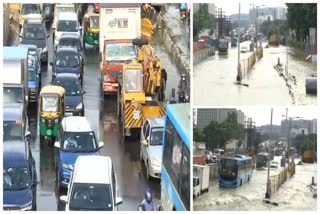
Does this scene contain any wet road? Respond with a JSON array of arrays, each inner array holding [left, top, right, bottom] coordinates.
[[193, 157, 317, 211], [194, 41, 317, 105], [8, 8, 184, 210]]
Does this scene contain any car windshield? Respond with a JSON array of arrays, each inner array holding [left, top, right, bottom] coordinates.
[[89, 16, 99, 28], [56, 54, 79, 67], [24, 26, 45, 39], [105, 43, 136, 61], [3, 87, 23, 103], [57, 20, 77, 32], [124, 69, 143, 92], [59, 38, 81, 50], [62, 131, 97, 152], [55, 7, 74, 17], [41, 96, 60, 112], [54, 78, 81, 96], [21, 4, 40, 15], [69, 183, 113, 211], [3, 167, 29, 191], [28, 67, 36, 81], [150, 128, 163, 146], [3, 121, 23, 141]]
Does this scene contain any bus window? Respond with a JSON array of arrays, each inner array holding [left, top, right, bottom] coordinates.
[[180, 144, 190, 210]]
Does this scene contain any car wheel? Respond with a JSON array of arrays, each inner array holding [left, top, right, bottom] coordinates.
[[140, 149, 143, 161]]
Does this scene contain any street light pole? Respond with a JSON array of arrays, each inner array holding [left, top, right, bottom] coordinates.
[[265, 108, 273, 199]]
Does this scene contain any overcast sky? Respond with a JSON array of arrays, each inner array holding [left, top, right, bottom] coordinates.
[[238, 107, 318, 126], [209, 0, 287, 16]]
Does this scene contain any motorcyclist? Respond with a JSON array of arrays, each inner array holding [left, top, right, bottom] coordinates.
[[139, 188, 157, 211], [180, 3, 188, 19]]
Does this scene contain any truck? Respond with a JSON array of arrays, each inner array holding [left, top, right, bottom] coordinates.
[[193, 164, 210, 198], [99, 3, 141, 95], [3, 46, 29, 108]]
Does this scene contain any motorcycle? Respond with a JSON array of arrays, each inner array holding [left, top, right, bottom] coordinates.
[[177, 74, 189, 103]]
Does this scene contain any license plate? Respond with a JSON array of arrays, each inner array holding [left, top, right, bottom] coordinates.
[[133, 111, 140, 119], [111, 83, 118, 87]]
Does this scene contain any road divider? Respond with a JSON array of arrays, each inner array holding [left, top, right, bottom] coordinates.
[[193, 47, 216, 65]]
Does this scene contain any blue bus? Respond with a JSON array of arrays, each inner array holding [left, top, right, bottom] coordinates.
[[219, 155, 253, 188], [161, 103, 190, 211]]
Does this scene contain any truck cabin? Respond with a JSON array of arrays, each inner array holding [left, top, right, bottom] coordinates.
[[123, 64, 143, 93], [3, 103, 29, 142]]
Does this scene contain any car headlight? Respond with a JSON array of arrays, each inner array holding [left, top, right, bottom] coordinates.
[[20, 201, 32, 211], [41, 118, 45, 123], [54, 118, 59, 123], [76, 103, 83, 110], [62, 163, 74, 171], [77, 73, 80, 78], [89, 32, 93, 36], [151, 157, 160, 167], [42, 46, 48, 53], [29, 88, 36, 92], [55, 36, 60, 41]]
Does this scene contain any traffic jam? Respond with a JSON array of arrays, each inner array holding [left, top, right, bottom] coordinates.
[[3, 3, 190, 211]]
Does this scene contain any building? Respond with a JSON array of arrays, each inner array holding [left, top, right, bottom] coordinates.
[[208, 4, 216, 16], [249, 6, 287, 24], [260, 124, 281, 140], [281, 119, 317, 137], [196, 108, 245, 129], [193, 3, 200, 14], [230, 13, 250, 28]]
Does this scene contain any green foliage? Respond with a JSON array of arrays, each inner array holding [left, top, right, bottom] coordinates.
[[193, 128, 204, 142], [292, 133, 317, 155], [286, 3, 317, 41], [203, 112, 244, 151], [193, 4, 215, 38]]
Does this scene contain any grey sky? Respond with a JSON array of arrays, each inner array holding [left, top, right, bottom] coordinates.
[[212, 0, 287, 15], [237, 107, 317, 126]]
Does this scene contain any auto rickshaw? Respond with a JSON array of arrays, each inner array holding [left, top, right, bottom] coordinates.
[[83, 12, 99, 50], [39, 85, 65, 145]]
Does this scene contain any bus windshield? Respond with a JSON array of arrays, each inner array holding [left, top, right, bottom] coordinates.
[[220, 159, 238, 181]]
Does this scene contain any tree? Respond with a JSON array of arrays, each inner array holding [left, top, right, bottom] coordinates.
[[286, 3, 317, 41], [193, 4, 212, 38], [193, 128, 204, 142]]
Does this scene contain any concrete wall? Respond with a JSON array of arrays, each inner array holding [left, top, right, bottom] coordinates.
[[193, 47, 216, 65], [157, 14, 190, 78]]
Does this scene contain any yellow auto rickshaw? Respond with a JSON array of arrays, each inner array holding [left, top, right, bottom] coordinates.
[[83, 12, 99, 50], [39, 85, 65, 144]]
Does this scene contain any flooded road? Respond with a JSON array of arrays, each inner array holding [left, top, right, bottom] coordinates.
[[7, 6, 185, 210], [193, 158, 317, 211], [194, 41, 317, 105]]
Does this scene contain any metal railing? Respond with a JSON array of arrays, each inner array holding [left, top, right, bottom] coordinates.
[[240, 48, 264, 77]]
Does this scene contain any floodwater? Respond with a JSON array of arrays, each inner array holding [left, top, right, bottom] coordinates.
[[194, 41, 317, 105], [194, 157, 317, 211]]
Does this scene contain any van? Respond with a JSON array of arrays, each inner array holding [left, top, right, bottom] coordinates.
[[54, 12, 81, 48], [60, 156, 123, 211]]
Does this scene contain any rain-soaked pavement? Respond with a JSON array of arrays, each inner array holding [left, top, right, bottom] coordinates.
[[193, 157, 317, 211], [193, 41, 317, 105], [8, 6, 187, 210]]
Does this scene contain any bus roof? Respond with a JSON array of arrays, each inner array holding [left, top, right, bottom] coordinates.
[[166, 103, 190, 150], [3, 46, 28, 60]]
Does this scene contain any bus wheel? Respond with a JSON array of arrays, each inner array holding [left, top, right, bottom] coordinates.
[[248, 176, 250, 182], [240, 179, 242, 186]]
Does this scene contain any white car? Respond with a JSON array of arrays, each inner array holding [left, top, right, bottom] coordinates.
[[241, 46, 248, 53], [140, 117, 164, 180], [54, 12, 81, 48], [270, 161, 278, 169], [52, 4, 75, 30], [60, 156, 123, 211]]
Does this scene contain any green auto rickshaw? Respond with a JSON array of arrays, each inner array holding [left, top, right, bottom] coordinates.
[[39, 85, 65, 144], [83, 12, 99, 50]]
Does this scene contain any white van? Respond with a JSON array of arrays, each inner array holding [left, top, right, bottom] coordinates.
[[60, 156, 123, 211], [54, 12, 81, 48]]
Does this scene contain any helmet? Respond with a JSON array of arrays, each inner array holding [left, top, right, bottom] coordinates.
[[144, 188, 152, 203]]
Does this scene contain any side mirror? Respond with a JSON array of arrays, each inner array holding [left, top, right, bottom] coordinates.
[[54, 141, 61, 148], [115, 197, 123, 206], [25, 95, 29, 102], [49, 62, 53, 66], [60, 195, 68, 203], [25, 130, 31, 137], [82, 90, 86, 94], [98, 141, 104, 148], [79, 26, 83, 30], [46, 34, 50, 38], [143, 139, 148, 146], [19, 34, 23, 38], [33, 180, 40, 186]]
